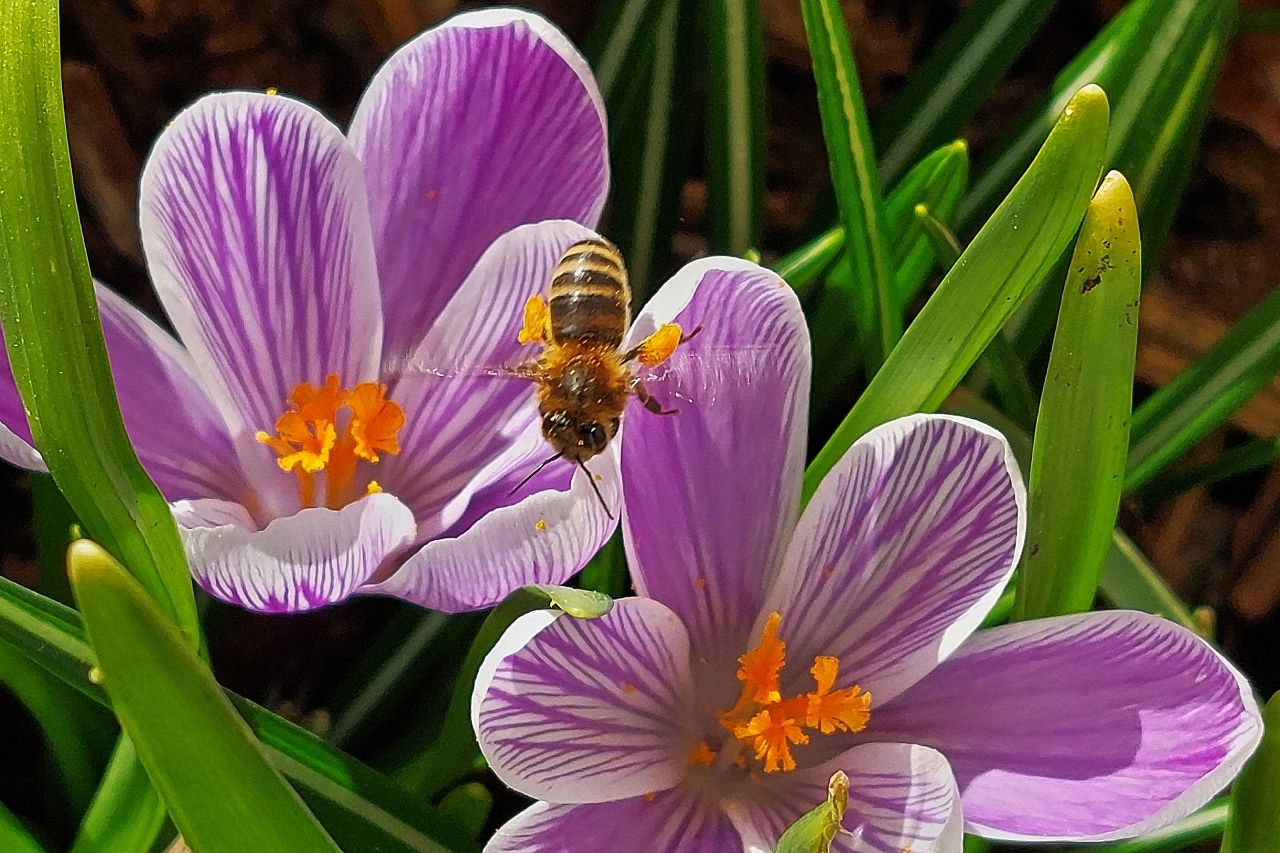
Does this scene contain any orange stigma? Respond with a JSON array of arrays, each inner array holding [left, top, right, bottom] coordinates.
[[715, 613, 871, 774], [257, 374, 404, 509]]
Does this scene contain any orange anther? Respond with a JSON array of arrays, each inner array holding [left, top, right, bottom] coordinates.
[[737, 612, 785, 704]]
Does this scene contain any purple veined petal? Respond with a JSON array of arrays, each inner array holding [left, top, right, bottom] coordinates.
[[139, 91, 383, 445], [760, 415, 1024, 707], [867, 610, 1263, 843], [484, 790, 741, 853], [0, 351, 45, 472], [621, 258, 810, 664], [368, 443, 619, 612], [95, 284, 245, 503], [472, 598, 696, 804], [725, 743, 961, 853], [379, 220, 598, 523], [348, 9, 609, 357], [173, 492, 416, 613]]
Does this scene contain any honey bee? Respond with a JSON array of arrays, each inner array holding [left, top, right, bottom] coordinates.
[[511, 237, 698, 515]]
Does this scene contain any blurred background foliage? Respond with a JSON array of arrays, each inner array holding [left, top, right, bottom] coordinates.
[[6, 0, 1280, 850]]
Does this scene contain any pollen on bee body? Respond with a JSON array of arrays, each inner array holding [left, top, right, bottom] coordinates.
[[256, 374, 404, 510]]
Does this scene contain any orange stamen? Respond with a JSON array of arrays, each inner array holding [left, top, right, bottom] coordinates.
[[257, 374, 404, 509], [687, 743, 717, 767], [737, 612, 785, 704], [734, 705, 809, 773], [518, 294, 551, 345], [634, 323, 684, 367], [805, 657, 871, 735]]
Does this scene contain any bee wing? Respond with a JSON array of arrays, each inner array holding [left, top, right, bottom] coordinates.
[[381, 350, 540, 382]]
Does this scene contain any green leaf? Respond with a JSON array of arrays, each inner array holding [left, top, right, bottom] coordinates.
[[70, 736, 167, 853], [772, 771, 848, 853], [578, 529, 629, 599], [588, 0, 694, 302], [396, 587, 553, 799], [803, 85, 1110, 501], [961, 0, 1234, 269], [1139, 438, 1280, 507], [32, 474, 77, 606], [528, 585, 614, 619], [1222, 692, 1280, 853], [1016, 171, 1141, 620], [436, 784, 492, 841], [703, 0, 766, 254], [1098, 529, 1200, 634], [1127, 282, 1280, 491], [67, 540, 342, 853], [0, 0, 199, 648], [873, 0, 1059, 186], [0, 799, 47, 853], [799, 0, 899, 371], [772, 228, 844, 298], [0, 574, 472, 853]]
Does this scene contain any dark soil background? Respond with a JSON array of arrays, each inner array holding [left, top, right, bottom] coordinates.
[[4, 0, 1280, 844]]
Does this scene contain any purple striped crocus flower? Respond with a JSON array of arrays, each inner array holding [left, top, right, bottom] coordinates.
[[0, 10, 624, 613], [471, 266, 1262, 852]]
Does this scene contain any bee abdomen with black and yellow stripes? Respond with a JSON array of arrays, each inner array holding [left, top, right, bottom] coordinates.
[[548, 238, 632, 348]]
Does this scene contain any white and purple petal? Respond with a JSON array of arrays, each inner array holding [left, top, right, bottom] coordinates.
[[173, 492, 416, 612], [380, 220, 597, 526], [95, 285, 245, 503], [761, 415, 1023, 706], [348, 9, 608, 356], [0, 350, 46, 472], [368, 426, 618, 613], [868, 610, 1262, 842], [140, 91, 383, 445], [472, 598, 695, 804], [485, 790, 741, 853], [726, 743, 961, 853], [621, 259, 810, 663]]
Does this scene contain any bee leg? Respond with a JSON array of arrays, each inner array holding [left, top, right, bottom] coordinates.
[[680, 324, 704, 344], [634, 379, 678, 416]]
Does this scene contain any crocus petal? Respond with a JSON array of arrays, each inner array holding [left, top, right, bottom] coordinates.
[[761, 415, 1023, 706], [472, 598, 695, 804], [140, 91, 383, 443], [485, 790, 741, 853], [349, 9, 608, 356], [868, 610, 1262, 842], [0, 354, 45, 472], [173, 492, 416, 612], [621, 259, 809, 662], [726, 743, 961, 853], [381, 220, 597, 525], [95, 285, 244, 502], [367, 437, 618, 612]]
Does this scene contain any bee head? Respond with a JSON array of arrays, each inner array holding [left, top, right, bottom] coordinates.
[[541, 412, 619, 461]]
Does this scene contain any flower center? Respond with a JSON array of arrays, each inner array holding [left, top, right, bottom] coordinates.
[[690, 612, 871, 774], [256, 374, 404, 509]]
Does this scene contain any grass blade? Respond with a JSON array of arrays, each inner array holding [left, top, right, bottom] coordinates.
[[1016, 171, 1141, 620], [703, 0, 766, 254], [803, 85, 1109, 501], [1222, 692, 1280, 853], [0, 0, 198, 646], [799, 0, 899, 371], [68, 540, 343, 853]]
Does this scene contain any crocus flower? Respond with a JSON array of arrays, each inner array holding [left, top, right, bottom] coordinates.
[[472, 264, 1262, 852], [0, 10, 622, 613]]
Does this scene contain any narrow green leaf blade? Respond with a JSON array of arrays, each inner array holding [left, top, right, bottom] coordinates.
[[1017, 171, 1141, 620], [0, 0, 198, 646], [799, 0, 899, 370], [0, 800, 47, 853], [70, 737, 167, 853], [67, 540, 342, 853], [1098, 530, 1200, 633], [873, 0, 1059, 186], [703, 0, 766, 254], [1127, 282, 1280, 490], [1091, 798, 1227, 853], [803, 85, 1109, 500], [1222, 692, 1280, 853], [887, 142, 969, 305]]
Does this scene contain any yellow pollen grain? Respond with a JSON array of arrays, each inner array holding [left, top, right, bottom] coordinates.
[[643, 793, 656, 803], [623, 682, 636, 693], [535, 520, 547, 531], [366, 481, 383, 495], [694, 577, 707, 590], [265, 87, 278, 95], [426, 188, 438, 200]]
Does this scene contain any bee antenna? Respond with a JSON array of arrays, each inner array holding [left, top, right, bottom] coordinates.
[[508, 450, 565, 498], [577, 457, 613, 520]]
